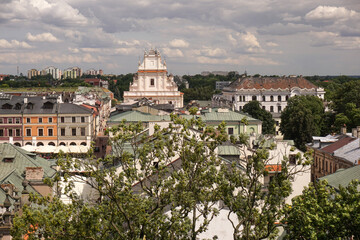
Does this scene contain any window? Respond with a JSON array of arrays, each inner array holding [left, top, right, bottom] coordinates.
[[286, 95, 289, 101], [15, 118, 20, 124], [61, 128, 65, 136], [26, 128, 31, 136], [252, 95, 257, 101], [228, 127, 234, 135], [16, 129, 20, 136], [326, 161, 328, 172], [150, 78, 155, 86], [278, 106, 282, 112], [61, 117, 65, 123], [276, 121, 279, 126], [26, 118, 30, 123], [81, 127, 85, 136], [270, 96, 274, 101], [278, 96, 281, 102], [72, 117, 76, 123], [239, 106, 242, 111], [270, 106, 274, 112], [38, 128, 43, 136], [238, 96, 242, 102], [48, 128, 53, 136], [262, 106, 265, 110], [262, 96, 265, 102], [0, 129, 3, 136], [8, 129, 13, 136], [38, 118, 42, 123], [0, 118, 3, 124], [289, 154, 296, 164], [8, 118, 13, 124], [72, 128, 76, 136], [81, 117, 85, 123], [48, 117, 52, 123]]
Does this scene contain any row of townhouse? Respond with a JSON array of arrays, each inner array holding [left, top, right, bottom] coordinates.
[[307, 127, 360, 182], [0, 94, 94, 147]]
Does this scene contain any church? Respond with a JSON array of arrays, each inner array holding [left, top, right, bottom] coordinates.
[[123, 49, 184, 108]]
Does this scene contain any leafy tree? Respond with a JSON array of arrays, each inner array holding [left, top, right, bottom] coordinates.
[[280, 95, 324, 151], [12, 115, 228, 240], [242, 101, 276, 135], [219, 134, 311, 239], [12, 116, 310, 240], [285, 180, 360, 239]]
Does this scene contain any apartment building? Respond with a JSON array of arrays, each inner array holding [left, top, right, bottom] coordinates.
[[0, 94, 94, 147]]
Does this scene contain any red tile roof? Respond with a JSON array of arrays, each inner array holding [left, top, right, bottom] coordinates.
[[227, 77, 317, 90], [321, 136, 355, 153], [265, 164, 282, 172]]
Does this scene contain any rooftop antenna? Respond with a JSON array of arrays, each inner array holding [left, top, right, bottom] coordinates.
[[17, 66, 19, 76]]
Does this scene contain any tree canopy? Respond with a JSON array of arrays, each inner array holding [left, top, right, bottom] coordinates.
[[242, 101, 276, 135], [285, 180, 360, 239], [12, 115, 310, 240], [280, 95, 324, 151]]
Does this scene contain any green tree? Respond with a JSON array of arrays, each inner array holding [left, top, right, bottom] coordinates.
[[12, 116, 310, 240], [219, 134, 311, 239], [285, 180, 360, 239], [280, 95, 324, 151], [12, 115, 228, 240], [243, 101, 276, 135]]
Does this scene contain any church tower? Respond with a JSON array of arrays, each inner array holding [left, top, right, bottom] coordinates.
[[123, 49, 183, 108]]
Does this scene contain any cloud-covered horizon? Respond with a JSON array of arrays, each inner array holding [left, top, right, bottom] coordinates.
[[0, 0, 359, 76]]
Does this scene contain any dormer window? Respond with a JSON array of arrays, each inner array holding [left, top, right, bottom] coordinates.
[[14, 103, 22, 110], [2, 103, 12, 109], [3, 157, 14, 163], [43, 101, 54, 109], [26, 103, 34, 109]]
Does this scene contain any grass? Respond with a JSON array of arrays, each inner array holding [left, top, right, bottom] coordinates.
[[0, 87, 78, 92]]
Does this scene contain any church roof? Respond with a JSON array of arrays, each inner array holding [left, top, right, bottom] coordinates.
[[226, 77, 317, 91]]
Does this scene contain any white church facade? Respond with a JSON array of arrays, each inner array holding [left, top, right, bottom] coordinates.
[[123, 49, 184, 108]]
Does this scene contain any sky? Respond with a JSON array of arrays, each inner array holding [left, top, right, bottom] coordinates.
[[0, 0, 359, 76]]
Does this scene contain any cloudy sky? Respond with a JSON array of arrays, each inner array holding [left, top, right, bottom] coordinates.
[[0, 0, 359, 76]]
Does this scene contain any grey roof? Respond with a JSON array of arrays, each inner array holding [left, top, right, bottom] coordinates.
[[319, 165, 360, 191], [333, 138, 360, 164], [58, 103, 93, 114], [0, 95, 92, 115]]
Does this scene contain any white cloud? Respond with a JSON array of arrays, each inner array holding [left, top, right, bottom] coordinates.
[[161, 48, 184, 57], [309, 31, 360, 49], [240, 32, 261, 48], [169, 39, 189, 48], [117, 40, 141, 46], [228, 32, 263, 53], [0, 39, 32, 48], [114, 47, 139, 55], [305, 6, 359, 22], [266, 42, 279, 47], [193, 47, 226, 57], [26, 32, 60, 42]]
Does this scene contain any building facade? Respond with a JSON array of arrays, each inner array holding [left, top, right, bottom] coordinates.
[[63, 67, 82, 79], [213, 76, 325, 114], [42, 66, 62, 80], [123, 49, 183, 108], [0, 94, 94, 147]]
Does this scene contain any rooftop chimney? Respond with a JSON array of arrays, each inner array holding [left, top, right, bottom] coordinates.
[[341, 126, 347, 135]]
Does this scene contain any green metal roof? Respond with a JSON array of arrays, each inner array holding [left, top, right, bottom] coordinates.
[[109, 109, 261, 124], [217, 145, 241, 155], [109, 111, 172, 123], [0, 143, 56, 181], [319, 165, 360, 191]]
